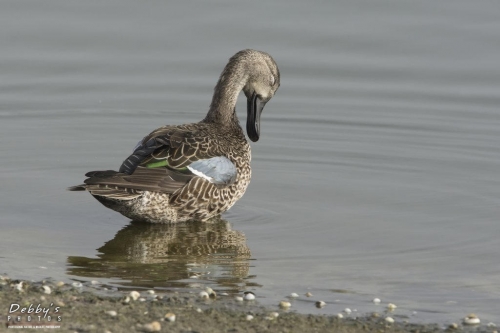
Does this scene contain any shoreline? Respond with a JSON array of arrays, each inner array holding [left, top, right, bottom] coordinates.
[[0, 276, 495, 333]]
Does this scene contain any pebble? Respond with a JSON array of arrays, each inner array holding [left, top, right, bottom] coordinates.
[[385, 317, 395, 324], [315, 301, 326, 308], [14, 281, 24, 292], [139, 297, 146, 302], [372, 298, 381, 304], [463, 313, 480, 325], [243, 292, 255, 301], [42, 286, 51, 294], [448, 323, 458, 330], [91, 280, 99, 285], [72, 282, 83, 288], [146, 290, 155, 295], [129, 291, 141, 301], [235, 296, 244, 302], [270, 312, 279, 318], [196, 308, 202, 313], [105, 310, 117, 317], [279, 301, 291, 309], [40, 296, 46, 301], [55, 281, 65, 287], [289, 293, 299, 298], [164, 313, 176, 322], [344, 308, 351, 314], [220, 292, 229, 296], [246, 315, 254, 321], [387, 303, 397, 310], [141, 321, 161, 332], [337, 313, 343, 319], [199, 291, 209, 299], [305, 292, 313, 297], [205, 287, 216, 299], [122, 296, 131, 304], [487, 322, 497, 327]]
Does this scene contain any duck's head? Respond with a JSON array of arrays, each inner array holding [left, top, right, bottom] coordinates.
[[237, 50, 280, 142]]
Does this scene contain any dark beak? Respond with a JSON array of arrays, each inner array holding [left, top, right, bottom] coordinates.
[[246, 92, 267, 142]]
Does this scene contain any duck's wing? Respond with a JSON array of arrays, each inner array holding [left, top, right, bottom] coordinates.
[[71, 126, 237, 199], [119, 125, 210, 174]]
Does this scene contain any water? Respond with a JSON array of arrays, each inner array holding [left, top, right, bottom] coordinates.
[[1, 0, 500, 324]]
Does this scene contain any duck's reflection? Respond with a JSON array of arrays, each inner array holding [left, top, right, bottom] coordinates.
[[67, 218, 257, 291]]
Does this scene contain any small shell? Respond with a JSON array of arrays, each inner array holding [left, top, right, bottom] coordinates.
[[279, 301, 291, 309], [42, 286, 51, 295], [387, 303, 397, 310], [164, 313, 176, 322], [243, 292, 255, 301], [147, 290, 155, 295], [129, 291, 141, 301], [235, 296, 244, 302], [337, 313, 344, 319], [270, 312, 279, 318], [344, 308, 352, 314], [122, 296, 131, 304], [246, 315, 254, 321], [199, 291, 209, 299], [205, 287, 216, 299], [372, 298, 381, 304], [106, 310, 117, 317], [139, 297, 146, 302], [91, 280, 99, 285], [385, 317, 395, 324], [196, 308, 202, 313], [39, 296, 46, 301], [289, 293, 299, 298], [55, 281, 65, 287], [141, 321, 161, 332], [305, 292, 313, 297], [448, 323, 458, 330], [463, 314, 480, 325], [315, 301, 326, 308], [72, 282, 83, 288], [14, 282, 24, 292], [487, 322, 497, 327]]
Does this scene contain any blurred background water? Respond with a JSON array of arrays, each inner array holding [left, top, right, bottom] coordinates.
[[1, 0, 499, 324]]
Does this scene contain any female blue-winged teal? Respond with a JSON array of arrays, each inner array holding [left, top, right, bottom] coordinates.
[[69, 49, 280, 223]]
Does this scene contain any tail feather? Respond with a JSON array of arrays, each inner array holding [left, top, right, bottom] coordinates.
[[67, 185, 86, 191]]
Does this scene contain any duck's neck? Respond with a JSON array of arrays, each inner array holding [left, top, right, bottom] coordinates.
[[203, 63, 248, 127]]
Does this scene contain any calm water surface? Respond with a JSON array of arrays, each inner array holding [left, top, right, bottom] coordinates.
[[1, 0, 500, 324]]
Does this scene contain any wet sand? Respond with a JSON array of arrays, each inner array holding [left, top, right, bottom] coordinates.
[[0, 276, 494, 333]]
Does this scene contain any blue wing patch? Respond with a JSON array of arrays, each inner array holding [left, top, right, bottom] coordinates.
[[187, 156, 237, 185]]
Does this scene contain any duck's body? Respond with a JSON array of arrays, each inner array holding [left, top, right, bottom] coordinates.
[[70, 49, 280, 223]]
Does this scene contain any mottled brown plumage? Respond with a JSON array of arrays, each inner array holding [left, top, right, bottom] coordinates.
[[69, 49, 280, 223]]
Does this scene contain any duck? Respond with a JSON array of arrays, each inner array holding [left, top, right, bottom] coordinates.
[[69, 49, 280, 223]]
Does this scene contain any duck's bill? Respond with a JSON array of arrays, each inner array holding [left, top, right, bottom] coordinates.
[[246, 92, 266, 142]]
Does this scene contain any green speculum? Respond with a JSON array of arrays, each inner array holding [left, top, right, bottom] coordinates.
[[145, 159, 189, 172], [146, 160, 168, 168]]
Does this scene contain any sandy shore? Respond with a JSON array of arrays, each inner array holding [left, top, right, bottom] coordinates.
[[0, 277, 494, 333]]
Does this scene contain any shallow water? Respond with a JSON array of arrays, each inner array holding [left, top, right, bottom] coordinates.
[[1, 0, 500, 324]]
